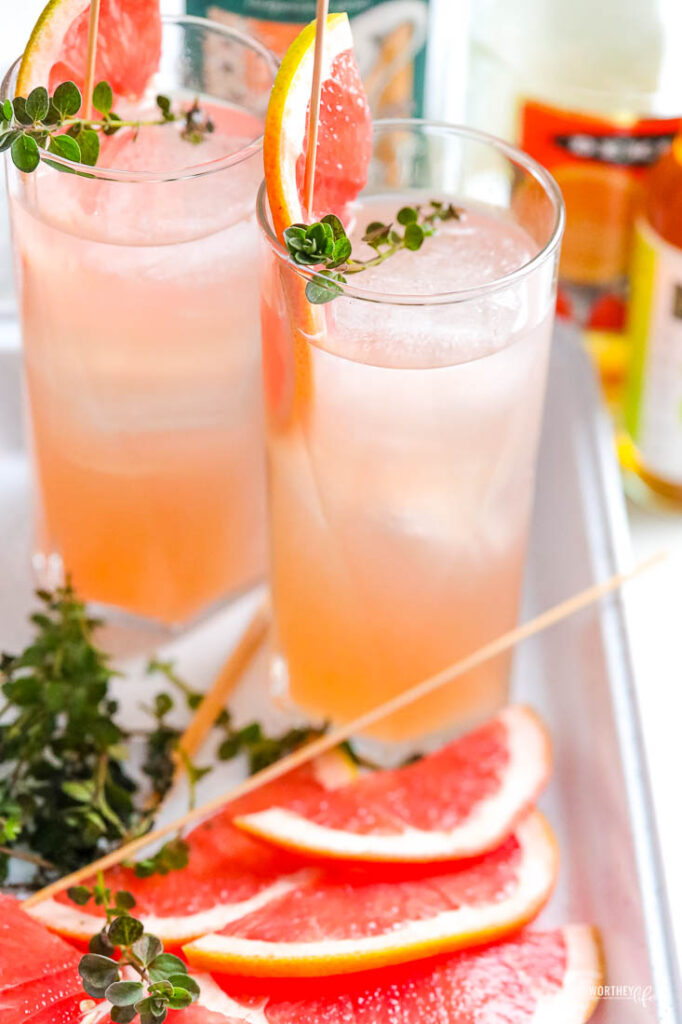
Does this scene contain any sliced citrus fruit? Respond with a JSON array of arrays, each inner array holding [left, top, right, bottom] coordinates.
[[16, 0, 162, 99], [0, 893, 84, 1024], [28, 751, 355, 949], [183, 811, 557, 977], [261, 12, 372, 427], [236, 706, 551, 863], [182, 926, 602, 1024]]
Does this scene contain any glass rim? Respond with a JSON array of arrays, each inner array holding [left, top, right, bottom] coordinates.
[[1, 14, 278, 184], [257, 119, 566, 307]]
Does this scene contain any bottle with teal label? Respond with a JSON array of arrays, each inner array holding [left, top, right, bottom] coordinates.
[[186, 0, 431, 119]]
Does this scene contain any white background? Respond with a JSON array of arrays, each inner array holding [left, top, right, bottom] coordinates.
[[2, 0, 681, 978]]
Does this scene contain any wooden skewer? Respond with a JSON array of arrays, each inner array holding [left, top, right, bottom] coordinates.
[[172, 595, 271, 776], [83, 0, 102, 121], [23, 550, 666, 908], [303, 0, 330, 215]]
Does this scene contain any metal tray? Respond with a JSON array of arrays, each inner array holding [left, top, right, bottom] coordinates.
[[0, 325, 679, 1021]]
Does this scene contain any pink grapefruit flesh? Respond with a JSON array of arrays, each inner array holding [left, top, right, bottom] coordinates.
[[236, 706, 552, 863], [180, 926, 603, 1024], [29, 753, 355, 948], [183, 812, 558, 977], [17, 0, 161, 100]]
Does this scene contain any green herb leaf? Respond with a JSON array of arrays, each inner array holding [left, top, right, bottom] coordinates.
[[306, 271, 345, 304], [2, 99, 12, 120], [148, 953, 187, 983], [106, 980, 145, 1007], [25, 86, 49, 122], [397, 206, 418, 225], [111, 1006, 138, 1024], [78, 129, 100, 166], [48, 132, 81, 166], [89, 931, 116, 956], [10, 134, 40, 172], [78, 953, 120, 998], [11, 98, 33, 126], [92, 80, 113, 116], [67, 885, 92, 906], [52, 81, 82, 117], [109, 914, 145, 947], [132, 933, 163, 967], [115, 889, 137, 910], [404, 222, 425, 250], [0, 130, 20, 153], [168, 974, 200, 999]]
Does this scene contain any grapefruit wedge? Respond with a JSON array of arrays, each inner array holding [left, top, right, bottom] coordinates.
[[182, 926, 602, 1024], [261, 13, 372, 427], [236, 706, 551, 863], [29, 752, 355, 948], [183, 812, 558, 977], [16, 0, 161, 100], [0, 893, 84, 1024]]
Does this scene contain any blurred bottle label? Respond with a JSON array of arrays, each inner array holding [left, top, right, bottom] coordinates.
[[187, 0, 430, 117], [626, 217, 682, 485]]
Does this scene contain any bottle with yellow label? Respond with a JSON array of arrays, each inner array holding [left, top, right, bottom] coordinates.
[[621, 136, 682, 507]]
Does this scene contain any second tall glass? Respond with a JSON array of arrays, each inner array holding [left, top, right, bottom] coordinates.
[[259, 121, 564, 743]]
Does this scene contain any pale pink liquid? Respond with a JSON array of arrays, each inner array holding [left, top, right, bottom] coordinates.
[[12, 109, 266, 624], [263, 197, 555, 740]]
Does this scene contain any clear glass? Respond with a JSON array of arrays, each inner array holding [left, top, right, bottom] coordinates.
[[259, 120, 564, 744], [2, 16, 277, 627]]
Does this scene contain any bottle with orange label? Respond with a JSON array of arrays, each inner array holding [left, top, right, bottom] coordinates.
[[465, 0, 682, 397], [621, 136, 682, 508]]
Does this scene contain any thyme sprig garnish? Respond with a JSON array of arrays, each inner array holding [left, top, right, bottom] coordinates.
[[284, 200, 462, 303], [73, 874, 199, 1023], [0, 80, 213, 174]]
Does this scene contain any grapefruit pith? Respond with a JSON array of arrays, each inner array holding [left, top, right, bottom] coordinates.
[[17, 0, 161, 100], [183, 812, 558, 977], [29, 753, 355, 948], [236, 706, 551, 863]]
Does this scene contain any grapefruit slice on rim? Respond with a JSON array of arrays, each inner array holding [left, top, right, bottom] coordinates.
[[183, 812, 558, 977], [261, 13, 372, 428], [181, 926, 602, 1024], [16, 0, 161, 100], [236, 706, 551, 863], [28, 752, 356, 949]]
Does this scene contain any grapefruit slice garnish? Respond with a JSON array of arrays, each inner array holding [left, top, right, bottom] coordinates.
[[262, 12, 372, 428], [28, 752, 356, 949], [16, 0, 162, 100], [179, 927, 603, 1024], [183, 812, 558, 977], [236, 707, 551, 863]]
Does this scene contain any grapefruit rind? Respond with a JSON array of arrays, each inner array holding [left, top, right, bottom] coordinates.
[[236, 706, 551, 863], [263, 12, 352, 235], [183, 812, 558, 977], [531, 925, 604, 1024], [16, 0, 89, 96], [27, 872, 313, 946]]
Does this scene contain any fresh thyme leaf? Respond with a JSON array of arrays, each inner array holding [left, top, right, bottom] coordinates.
[[5, 80, 213, 173], [74, 879, 200, 1021], [93, 80, 114, 116], [284, 200, 463, 304]]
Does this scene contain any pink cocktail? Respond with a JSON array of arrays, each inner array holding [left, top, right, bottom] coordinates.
[[259, 122, 564, 741], [3, 18, 276, 625]]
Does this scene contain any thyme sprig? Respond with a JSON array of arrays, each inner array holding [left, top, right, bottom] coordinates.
[[284, 200, 462, 303], [0, 80, 213, 174], [73, 874, 199, 1024]]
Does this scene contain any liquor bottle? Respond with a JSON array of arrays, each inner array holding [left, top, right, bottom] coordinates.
[[621, 136, 682, 508], [465, 0, 682, 395], [185, 0, 432, 120]]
